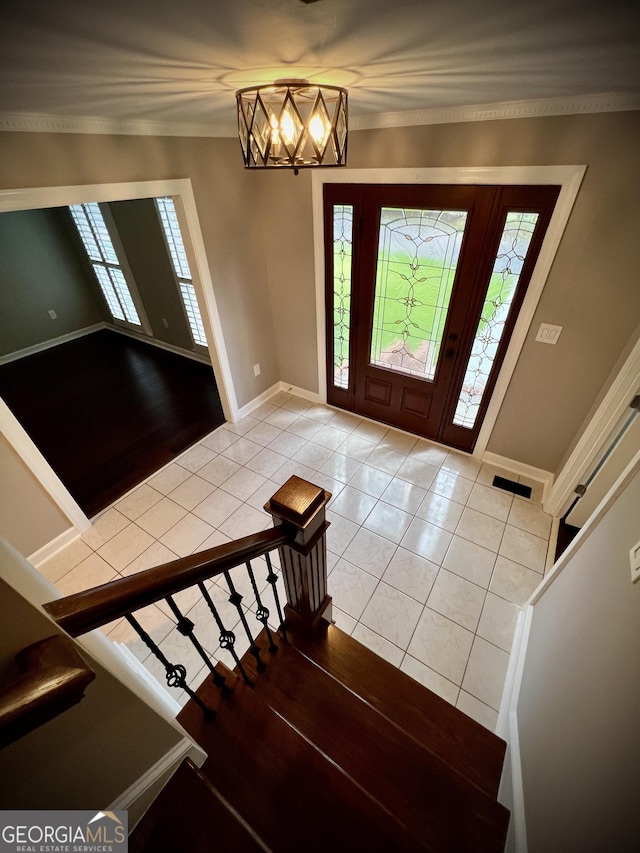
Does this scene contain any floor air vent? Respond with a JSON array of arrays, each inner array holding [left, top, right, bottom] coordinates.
[[492, 475, 532, 499]]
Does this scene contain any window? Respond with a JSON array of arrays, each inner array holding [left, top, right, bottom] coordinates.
[[156, 197, 207, 348], [69, 202, 141, 327]]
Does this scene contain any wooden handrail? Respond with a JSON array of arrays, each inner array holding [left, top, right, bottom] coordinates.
[[43, 527, 291, 638], [0, 635, 95, 749]]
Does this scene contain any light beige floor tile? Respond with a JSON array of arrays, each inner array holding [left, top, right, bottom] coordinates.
[[416, 491, 464, 532], [116, 484, 164, 521], [441, 451, 481, 480], [251, 402, 279, 421], [400, 655, 459, 704], [81, 507, 130, 549], [408, 440, 448, 467], [442, 536, 497, 588], [427, 569, 486, 632], [148, 463, 193, 495], [360, 582, 423, 649], [39, 537, 93, 582], [363, 501, 412, 544], [352, 623, 404, 666], [175, 443, 217, 473], [477, 592, 520, 652], [286, 415, 323, 440], [327, 559, 378, 619], [331, 607, 357, 635], [455, 506, 505, 552], [119, 541, 179, 577], [319, 452, 362, 484], [489, 556, 542, 606], [396, 457, 439, 490], [336, 434, 377, 462], [407, 608, 474, 684], [378, 429, 417, 454], [217, 504, 270, 539], [325, 511, 360, 555], [219, 437, 262, 464], [313, 425, 351, 450], [97, 524, 156, 571], [223, 416, 260, 437], [293, 441, 334, 470], [467, 482, 513, 522], [507, 499, 553, 539], [264, 408, 300, 429], [353, 420, 390, 445], [200, 428, 239, 453], [430, 469, 474, 504], [461, 637, 510, 711], [168, 474, 216, 510], [343, 528, 397, 578], [244, 421, 282, 447], [456, 691, 498, 730], [380, 477, 427, 513], [382, 548, 439, 604], [219, 467, 267, 502], [56, 552, 118, 595], [197, 455, 241, 487], [401, 518, 453, 564], [365, 445, 406, 475], [192, 488, 242, 527], [136, 497, 188, 538], [330, 486, 377, 525], [160, 514, 215, 557], [499, 524, 547, 572], [268, 431, 307, 457], [348, 463, 393, 497], [269, 458, 316, 486], [329, 411, 362, 434]]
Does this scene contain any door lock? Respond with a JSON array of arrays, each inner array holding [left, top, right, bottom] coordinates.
[[444, 348, 456, 358]]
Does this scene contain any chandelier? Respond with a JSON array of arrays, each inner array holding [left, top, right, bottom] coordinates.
[[236, 79, 348, 174]]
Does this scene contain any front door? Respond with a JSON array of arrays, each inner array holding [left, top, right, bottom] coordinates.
[[324, 183, 559, 452]]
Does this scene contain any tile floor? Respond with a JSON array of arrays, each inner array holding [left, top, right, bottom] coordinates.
[[37, 390, 553, 731]]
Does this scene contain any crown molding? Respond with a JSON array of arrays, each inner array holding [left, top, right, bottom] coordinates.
[[0, 112, 225, 138], [349, 92, 640, 131], [0, 92, 638, 138]]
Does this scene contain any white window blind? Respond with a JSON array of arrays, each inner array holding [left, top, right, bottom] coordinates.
[[69, 202, 141, 326]]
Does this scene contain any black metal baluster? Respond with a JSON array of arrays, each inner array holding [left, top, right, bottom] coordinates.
[[198, 581, 254, 687], [245, 560, 277, 654], [164, 595, 228, 693], [223, 570, 265, 672], [265, 552, 287, 641], [125, 612, 214, 717]]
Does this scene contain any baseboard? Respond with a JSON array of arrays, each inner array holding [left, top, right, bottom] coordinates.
[[28, 526, 79, 567], [109, 325, 211, 365], [0, 323, 106, 366], [278, 381, 322, 404], [482, 452, 554, 505], [109, 736, 206, 827], [497, 605, 533, 853], [236, 382, 282, 420]]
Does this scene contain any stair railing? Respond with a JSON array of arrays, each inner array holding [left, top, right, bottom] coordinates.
[[43, 476, 332, 716]]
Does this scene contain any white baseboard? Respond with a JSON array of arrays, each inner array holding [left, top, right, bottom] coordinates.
[[0, 323, 106, 366], [497, 605, 533, 853], [29, 526, 79, 567], [110, 326, 211, 365], [109, 736, 206, 820], [482, 451, 554, 505], [278, 381, 322, 404]]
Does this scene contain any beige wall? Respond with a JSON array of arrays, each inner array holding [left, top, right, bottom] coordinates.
[[259, 111, 640, 473], [0, 434, 70, 556], [516, 458, 640, 851]]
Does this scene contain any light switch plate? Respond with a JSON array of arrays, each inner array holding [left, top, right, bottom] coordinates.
[[535, 323, 563, 344], [630, 540, 640, 584]]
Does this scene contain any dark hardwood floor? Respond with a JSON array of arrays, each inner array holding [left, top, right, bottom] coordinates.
[[0, 330, 225, 517]]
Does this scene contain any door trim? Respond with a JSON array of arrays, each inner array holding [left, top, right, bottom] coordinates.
[[0, 178, 239, 529], [313, 165, 586, 457]]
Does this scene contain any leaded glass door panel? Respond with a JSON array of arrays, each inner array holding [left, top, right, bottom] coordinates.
[[324, 184, 559, 451]]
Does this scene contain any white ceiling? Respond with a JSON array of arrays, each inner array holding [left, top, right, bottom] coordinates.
[[1, 0, 639, 136]]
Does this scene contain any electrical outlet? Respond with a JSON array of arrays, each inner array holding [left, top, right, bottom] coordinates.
[[253, 363, 261, 377], [48, 309, 57, 320]]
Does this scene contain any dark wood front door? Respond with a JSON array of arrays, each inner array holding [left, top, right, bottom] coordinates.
[[324, 183, 559, 452]]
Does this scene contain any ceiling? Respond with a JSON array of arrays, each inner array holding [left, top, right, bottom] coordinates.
[[1, 0, 639, 136]]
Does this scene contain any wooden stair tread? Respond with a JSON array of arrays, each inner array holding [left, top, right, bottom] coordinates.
[[243, 633, 508, 853], [178, 663, 429, 853], [286, 621, 506, 798], [130, 758, 267, 853]]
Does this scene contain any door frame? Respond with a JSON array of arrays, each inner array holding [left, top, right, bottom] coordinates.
[[0, 178, 239, 530], [312, 165, 586, 457]]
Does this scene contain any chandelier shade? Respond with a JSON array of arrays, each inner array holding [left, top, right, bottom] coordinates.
[[236, 79, 348, 173]]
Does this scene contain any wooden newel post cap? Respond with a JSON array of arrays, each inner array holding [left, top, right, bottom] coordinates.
[[265, 476, 331, 533]]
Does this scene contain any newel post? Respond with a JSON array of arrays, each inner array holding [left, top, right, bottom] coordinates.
[[265, 475, 332, 632]]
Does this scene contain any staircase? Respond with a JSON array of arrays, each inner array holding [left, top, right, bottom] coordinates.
[[132, 622, 509, 853]]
